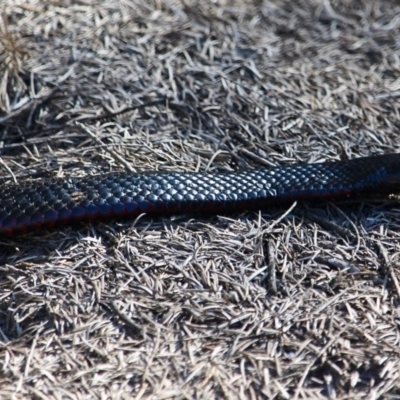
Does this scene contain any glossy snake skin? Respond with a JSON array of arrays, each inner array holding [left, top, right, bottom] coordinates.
[[1, 153, 400, 235]]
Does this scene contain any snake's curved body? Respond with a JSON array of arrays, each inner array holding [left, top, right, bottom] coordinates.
[[1, 153, 400, 235]]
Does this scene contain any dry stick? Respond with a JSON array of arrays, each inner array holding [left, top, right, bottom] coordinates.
[[265, 201, 298, 234], [262, 203, 299, 294], [267, 239, 277, 294]]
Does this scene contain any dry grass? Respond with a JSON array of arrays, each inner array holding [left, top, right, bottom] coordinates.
[[0, 0, 400, 398]]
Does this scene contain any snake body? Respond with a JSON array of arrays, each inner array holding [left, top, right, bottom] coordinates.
[[1, 153, 400, 235]]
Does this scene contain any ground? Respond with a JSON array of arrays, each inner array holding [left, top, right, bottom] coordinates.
[[0, 0, 400, 399]]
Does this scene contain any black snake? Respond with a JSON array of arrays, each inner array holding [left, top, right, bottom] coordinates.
[[1, 153, 400, 235]]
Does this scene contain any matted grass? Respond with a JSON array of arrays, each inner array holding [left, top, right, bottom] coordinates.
[[1, 0, 400, 398]]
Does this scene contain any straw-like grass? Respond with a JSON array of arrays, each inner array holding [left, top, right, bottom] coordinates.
[[0, 0, 400, 398]]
